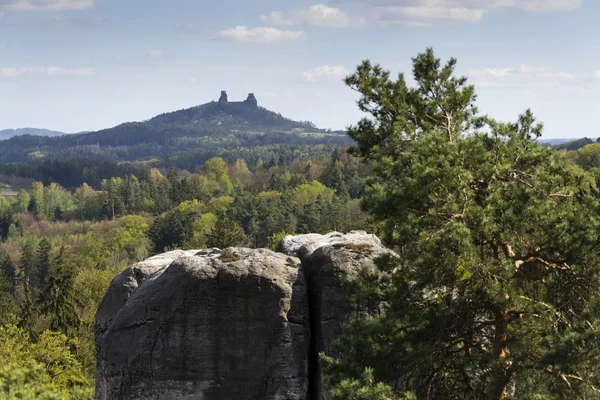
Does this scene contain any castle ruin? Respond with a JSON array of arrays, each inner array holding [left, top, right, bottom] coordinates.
[[218, 91, 258, 108]]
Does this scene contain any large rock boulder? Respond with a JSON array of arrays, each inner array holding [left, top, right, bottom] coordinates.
[[96, 248, 309, 400], [278, 231, 392, 400], [96, 250, 200, 350], [96, 231, 393, 400]]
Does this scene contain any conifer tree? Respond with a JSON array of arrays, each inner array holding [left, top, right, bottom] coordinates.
[[324, 48, 600, 399], [19, 243, 39, 292], [38, 246, 79, 335], [206, 211, 246, 249], [18, 277, 36, 337], [0, 249, 15, 287], [0, 250, 17, 326], [36, 238, 52, 288]]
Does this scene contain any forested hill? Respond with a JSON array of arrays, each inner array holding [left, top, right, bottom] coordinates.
[[0, 99, 351, 164], [0, 128, 66, 141]]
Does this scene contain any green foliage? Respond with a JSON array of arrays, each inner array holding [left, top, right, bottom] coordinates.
[[325, 48, 600, 399], [36, 238, 52, 288], [0, 271, 17, 326], [0, 362, 91, 400], [0, 143, 373, 391], [0, 325, 90, 394], [19, 243, 39, 291], [288, 181, 332, 208], [267, 231, 294, 250], [0, 196, 14, 242], [38, 247, 79, 335], [106, 215, 151, 263], [322, 354, 413, 400], [206, 211, 247, 249], [15, 189, 30, 213], [553, 137, 593, 151], [185, 212, 217, 249], [0, 100, 350, 166], [149, 201, 202, 252], [571, 143, 600, 171]]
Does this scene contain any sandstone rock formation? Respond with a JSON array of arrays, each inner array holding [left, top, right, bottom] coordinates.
[[279, 231, 391, 399], [96, 248, 309, 400], [96, 231, 392, 400]]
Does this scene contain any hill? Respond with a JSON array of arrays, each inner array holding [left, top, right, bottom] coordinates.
[[0, 128, 66, 141], [0, 92, 351, 165]]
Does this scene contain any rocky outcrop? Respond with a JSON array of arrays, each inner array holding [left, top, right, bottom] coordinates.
[[279, 231, 391, 399], [96, 231, 392, 400], [96, 248, 309, 400]]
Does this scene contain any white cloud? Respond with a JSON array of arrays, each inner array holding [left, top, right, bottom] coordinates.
[[468, 64, 583, 88], [303, 65, 348, 83], [517, 64, 575, 80], [0, 0, 94, 11], [483, 67, 515, 77], [0, 66, 95, 78], [261, 4, 365, 28], [213, 26, 306, 44], [330, 0, 582, 25], [595, 71, 600, 80], [511, 0, 582, 13], [375, 5, 487, 22], [149, 50, 163, 57], [401, 20, 432, 27]]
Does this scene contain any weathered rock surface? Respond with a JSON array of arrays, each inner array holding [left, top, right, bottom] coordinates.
[[96, 231, 392, 400], [277, 230, 382, 256], [96, 248, 309, 400], [279, 231, 392, 399], [96, 250, 200, 347]]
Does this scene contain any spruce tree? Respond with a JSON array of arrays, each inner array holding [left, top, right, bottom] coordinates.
[[0, 249, 15, 287], [19, 243, 39, 292], [38, 246, 79, 335], [36, 238, 52, 289], [0, 250, 17, 326], [206, 212, 246, 249], [17, 276, 36, 337]]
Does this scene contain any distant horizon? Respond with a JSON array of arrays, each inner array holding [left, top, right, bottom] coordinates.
[[1, 94, 596, 141]]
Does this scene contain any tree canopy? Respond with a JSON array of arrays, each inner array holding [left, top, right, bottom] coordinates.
[[323, 48, 600, 399]]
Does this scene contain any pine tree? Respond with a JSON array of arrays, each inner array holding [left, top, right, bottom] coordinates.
[[324, 48, 600, 399]]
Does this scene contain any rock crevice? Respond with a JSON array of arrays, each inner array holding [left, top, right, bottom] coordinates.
[[96, 231, 391, 400]]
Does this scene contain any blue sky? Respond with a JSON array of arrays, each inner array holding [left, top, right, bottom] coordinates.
[[0, 0, 598, 138]]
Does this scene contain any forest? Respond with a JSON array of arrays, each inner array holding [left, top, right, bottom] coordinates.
[[0, 101, 351, 164], [0, 148, 373, 398], [3, 48, 600, 399]]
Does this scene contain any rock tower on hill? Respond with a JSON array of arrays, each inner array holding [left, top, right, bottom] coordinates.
[[217, 90, 258, 108]]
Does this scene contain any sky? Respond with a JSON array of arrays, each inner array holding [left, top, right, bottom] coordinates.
[[0, 0, 598, 138]]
